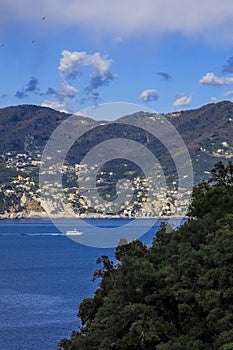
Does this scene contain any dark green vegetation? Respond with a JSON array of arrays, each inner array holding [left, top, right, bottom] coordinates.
[[58, 162, 233, 350], [0, 104, 71, 154], [0, 101, 233, 184]]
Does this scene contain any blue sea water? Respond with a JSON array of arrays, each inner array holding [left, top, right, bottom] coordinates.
[[0, 218, 186, 350]]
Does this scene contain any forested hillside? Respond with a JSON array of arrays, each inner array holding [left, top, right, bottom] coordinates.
[[0, 101, 233, 184]]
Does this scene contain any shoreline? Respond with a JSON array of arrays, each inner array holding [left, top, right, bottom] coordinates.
[[0, 212, 187, 221]]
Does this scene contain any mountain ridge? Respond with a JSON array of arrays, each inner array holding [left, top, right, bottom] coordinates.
[[0, 100, 233, 184]]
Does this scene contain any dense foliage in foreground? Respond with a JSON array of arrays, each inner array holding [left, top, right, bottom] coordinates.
[[58, 162, 233, 350]]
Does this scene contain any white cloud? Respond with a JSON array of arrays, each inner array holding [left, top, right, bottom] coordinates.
[[140, 89, 159, 102], [41, 81, 78, 113], [210, 96, 218, 102], [199, 72, 233, 86], [2, 1, 233, 43], [173, 95, 192, 108], [59, 50, 116, 90], [41, 100, 70, 113], [56, 83, 78, 98], [42, 50, 116, 112]]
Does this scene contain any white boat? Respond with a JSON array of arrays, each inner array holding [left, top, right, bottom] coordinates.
[[66, 228, 83, 236]]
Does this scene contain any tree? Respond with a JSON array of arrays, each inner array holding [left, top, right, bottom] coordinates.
[[188, 161, 233, 220], [208, 160, 233, 187], [58, 161, 233, 350]]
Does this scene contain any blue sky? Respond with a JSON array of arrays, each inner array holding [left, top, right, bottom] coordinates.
[[1, 0, 233, 114]]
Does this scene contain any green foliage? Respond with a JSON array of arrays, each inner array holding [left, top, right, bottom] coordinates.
[[188, 161, 233, 220], [209, 160, 233, 187], [58, 161, 233, 350]]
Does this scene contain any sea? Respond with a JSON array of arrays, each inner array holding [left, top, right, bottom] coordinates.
[[0, 218, 186, 350]]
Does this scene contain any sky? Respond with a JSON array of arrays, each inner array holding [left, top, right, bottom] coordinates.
[[1, 1, 233, 114]]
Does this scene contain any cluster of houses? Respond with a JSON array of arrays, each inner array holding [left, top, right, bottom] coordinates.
[[0, 151, 191, 218]]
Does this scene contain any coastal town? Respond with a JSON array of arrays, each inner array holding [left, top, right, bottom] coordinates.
[[0, 150, 192, 219]]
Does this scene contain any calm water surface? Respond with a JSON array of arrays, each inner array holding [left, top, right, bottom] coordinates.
[[0, 218, 185, 350]]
